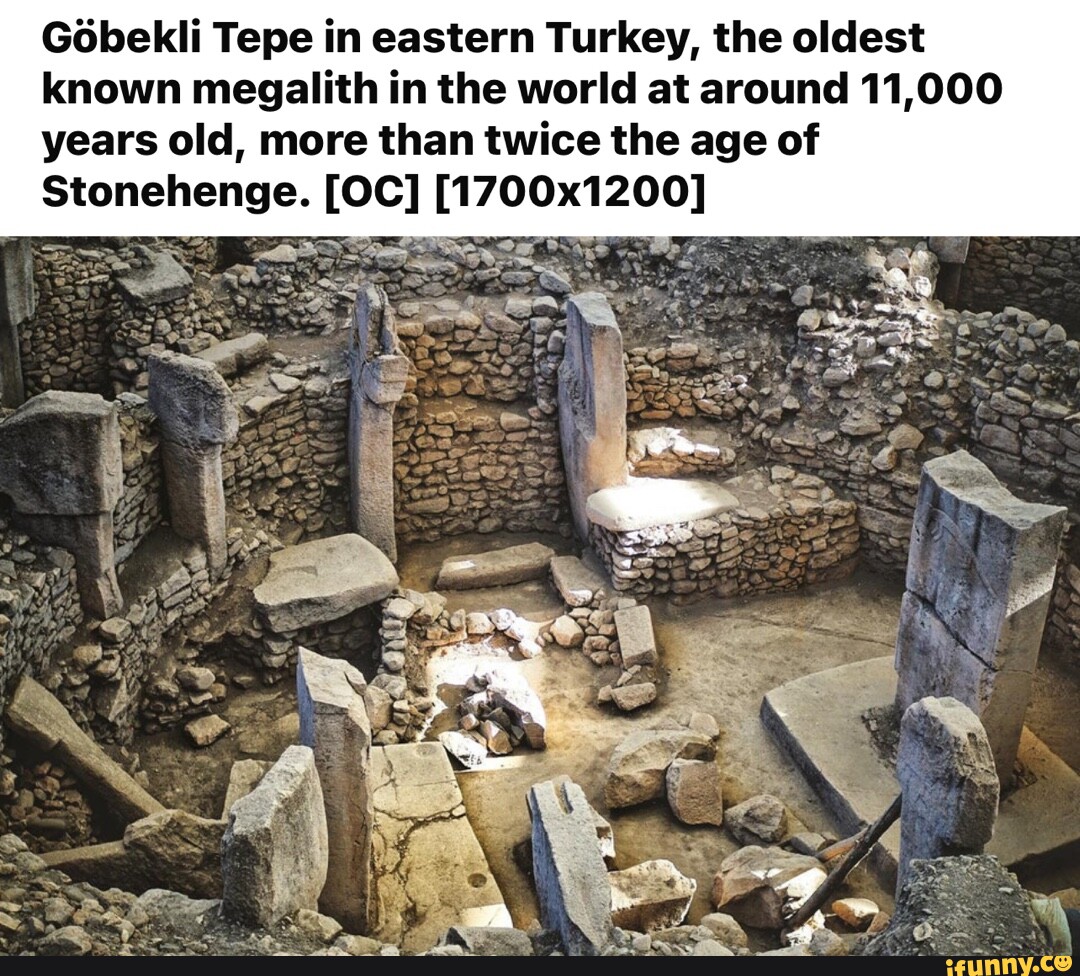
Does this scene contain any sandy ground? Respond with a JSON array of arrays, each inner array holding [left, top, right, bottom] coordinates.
[[134, 532, 1080, 945]]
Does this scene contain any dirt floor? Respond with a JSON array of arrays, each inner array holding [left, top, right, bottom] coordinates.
[[132, 531, 1080, 948]]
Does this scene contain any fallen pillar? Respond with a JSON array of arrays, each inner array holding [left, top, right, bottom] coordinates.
[[3, 675, 164, 823], [895, 450, 1067, 783], [221, 744, 329, 928], [297, 648, 373, 933], [526, 778, 614, 956], [349, 285, 409, 562], [896, 696, 999, 894], [148, 351, 239, 577], [435, 541, 555, 590], [557, 293, 628, 540]]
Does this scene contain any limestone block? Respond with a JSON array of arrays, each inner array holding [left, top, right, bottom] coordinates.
[[711, 846, 826, 930], [435, 542, 555, 590], [558, 293, 628, 539], [114, 249, 192, 307], [723, 794, 788, 845], [896, 697, 999, 893], [613, 604, 658, 668], [605, 729, 714, 809], [0, 391, 121, 514], [609, 859, 697, 931], [297, 648, 373, 933], [221, 744, 329, 927], [666, 758, 723, 826], [527, 779, 613, 955], [550, 554, 608, 607], [148, 351, 239, 448], [254, 534, 399, 631], [193, 332, 270, 378]]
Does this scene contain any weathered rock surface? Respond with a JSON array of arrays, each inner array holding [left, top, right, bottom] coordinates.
[[614, 604, 658, 668], [666, 758, 723, 826], [184, 713, 231, 747], [723, 794, 788, 845], [193, 332, 270, 377], [221, 745, 329, 928], [610, 682, 657, 712], [609, 859, 697, 932], [254, 534, 399, 631], [863, 855, 1049, 956], [436, 542, 555, 590], [527, 779, 614, 955], [550, 554, 608, 607], [440, 925, 534, 956], [711, 846, 826, 929], [605, 729, 714, 810]]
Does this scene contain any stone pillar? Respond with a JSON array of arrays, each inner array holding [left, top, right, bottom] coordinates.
[[896, 696, 999, 894], [348, 285, 408, 562], [221, 744, 329, 928], [557, 293, 627, 540], [0, 238, 33, 407], [297, 648, 373, 933], [527, 778, 614, 956], [894, 450, 1066, 783], [0, 391, 123, 617], [928, 237, 970, 308], [148, 352, 238, 577]]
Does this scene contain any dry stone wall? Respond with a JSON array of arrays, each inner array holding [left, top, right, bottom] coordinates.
[[589, 468, 859, 599], [958, 237, 1080, 333]]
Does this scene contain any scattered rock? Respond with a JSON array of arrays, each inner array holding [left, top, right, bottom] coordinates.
[[666, 758, 723, 826], [610, 682, 657, 712], [724, 794, 787, 845], [184, 714, 231, 748], [605, 729, 713, 809], [609, 859, 697, 932], [711, 846, 826, 929]]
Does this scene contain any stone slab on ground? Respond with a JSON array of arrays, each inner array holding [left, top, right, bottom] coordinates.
[[435, 542, 556, 590], [254, 533, 399, 631], [586, 478, 738, 533], [614, 604, 658, 668], [761, 655, 1080, 882], [193, 332, 270, 378], [4, 675, 164, 823], [550, 554, 609, 607], [371, 742, 509, 953]]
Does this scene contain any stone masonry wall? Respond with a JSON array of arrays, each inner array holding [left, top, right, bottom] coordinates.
[[113, 395, 163, 565], [958, 237, 1080, 333], [589, 467, 860, 599]]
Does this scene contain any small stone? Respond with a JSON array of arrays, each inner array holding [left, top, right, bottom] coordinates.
[[99, 618, 132, 643], [699, 912, 749, 949], [611, 682, 657, 712], [37, 925, 93, 956], [490, 608, 516, 631], [71, 644, 103, 669], [791, 285, 814, 308], [184, 714, 231, 748], [888, 424, 924, 451], [176, 666, 215, 692], [724, 794, 787, 845], [294, 908, 344, 943], [666, 758, 723, 826], [465, 612, 495, 636], [551, 615, 585, 648], [832, 897, 879, 931], [923, 371, 945, 390]]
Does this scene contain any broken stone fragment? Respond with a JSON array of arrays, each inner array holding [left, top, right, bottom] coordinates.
[[613, 604, 658, 668], [221, 744, 329, 928], [551, 614, 585, 648], [723, 793, 788, 845], [711, 846, 826, 930], [610, 682, 657, 712], [184, 714, 230, 748], [605, 729, 714, 810], [698, 912, 749, 949], [666, 758, 724, 826], [439, 730, 488, 768], [550, 554, 608, 607], [832, 897, 879, 930], [609, 859, 697, 932]]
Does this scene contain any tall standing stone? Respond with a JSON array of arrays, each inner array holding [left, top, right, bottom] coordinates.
[[0, 238, 32, 407], [527, 779, 614, 956], [0, 391, 123, 617], [896, 696, 999, 894], [894, 450, 1066, 782], [221, 744, 329, 928], [349, 285, 409, 562], [297, 648, 373, 933], [148, 352, 238, 577], [557, 293, 628, 540]]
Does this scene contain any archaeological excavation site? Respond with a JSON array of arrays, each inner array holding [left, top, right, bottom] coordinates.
[[0, 234, 1076, 957]]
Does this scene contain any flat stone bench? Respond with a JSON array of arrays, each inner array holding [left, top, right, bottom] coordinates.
[[254, 534, 399, 632], [587, 468, 860, 599]]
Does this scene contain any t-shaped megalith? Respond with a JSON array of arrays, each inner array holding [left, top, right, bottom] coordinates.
[[0, 391, 123, 617], [348, 285, 408, 562], [896, 696, 999, 895], [148, 351, 238, 577], [297, 647, 373, 933], [0, 238, 33, 408], [894, 450, 1067, 783], [557, 293, 628, 540]]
